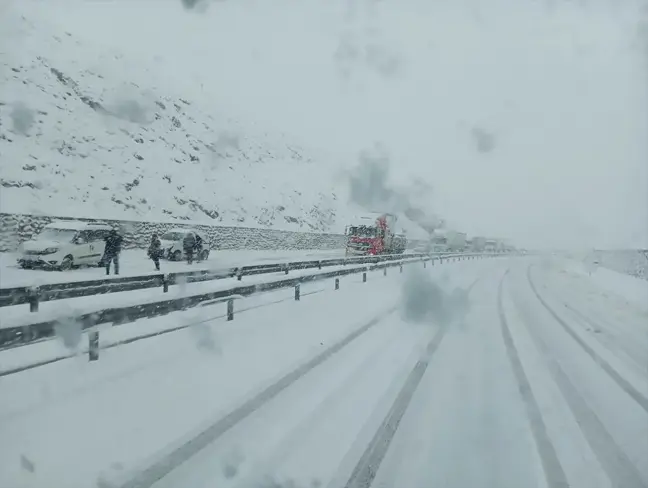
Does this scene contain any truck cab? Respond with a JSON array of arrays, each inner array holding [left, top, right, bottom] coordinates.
[[345, 223, 382, 255], [345, 213, 407, 256]]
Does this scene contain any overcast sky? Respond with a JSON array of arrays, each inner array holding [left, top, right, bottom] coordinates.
[[32, 0, 648, 248]]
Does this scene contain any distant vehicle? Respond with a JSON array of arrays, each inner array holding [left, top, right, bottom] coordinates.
[[484, 239, 498, 253], [428, 229, 467, 253], [160, 228, 209, 261], [345, 213, 406, 256], [471, 236, 487, 252], [18, 221, 113, 271], [496, 240, 508, 253]]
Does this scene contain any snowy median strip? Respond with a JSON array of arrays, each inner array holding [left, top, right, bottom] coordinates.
[[0, 262, 380, 331], [0, 257, 451, 368], [0, 252, 432, 310]]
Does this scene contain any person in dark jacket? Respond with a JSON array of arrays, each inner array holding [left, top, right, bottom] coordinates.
[[148, 233, 162, 271], [103, 228, 123, 275], [183, 232, 196, 265], [194, 233, 204, 262]]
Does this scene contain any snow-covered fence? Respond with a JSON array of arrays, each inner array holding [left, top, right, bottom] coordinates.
[[0, 253, 429, 311], [0, 212, 347, 252]]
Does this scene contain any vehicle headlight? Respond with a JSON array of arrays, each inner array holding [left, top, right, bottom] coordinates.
[[43, 247, 59, 254]]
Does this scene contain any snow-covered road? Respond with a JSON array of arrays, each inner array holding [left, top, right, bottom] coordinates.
[[0, 257, 646, 488]]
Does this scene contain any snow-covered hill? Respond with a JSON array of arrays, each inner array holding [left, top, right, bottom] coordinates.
[[0, 1, 356, 233]]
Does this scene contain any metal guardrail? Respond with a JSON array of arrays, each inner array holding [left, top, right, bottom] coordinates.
[[0, 253, 432, 311], [0, 254, 490, 360]]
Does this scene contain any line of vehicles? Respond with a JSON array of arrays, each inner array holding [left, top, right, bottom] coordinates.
[[16, 221, 210, 270], [344, 212, 515, 256], [13, 214, 515, 272]]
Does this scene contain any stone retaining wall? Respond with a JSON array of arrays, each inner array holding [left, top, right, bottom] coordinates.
[[0, 213, 347, 252]]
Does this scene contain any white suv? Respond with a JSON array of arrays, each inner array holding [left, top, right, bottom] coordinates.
[[18, 221, 114, 271]]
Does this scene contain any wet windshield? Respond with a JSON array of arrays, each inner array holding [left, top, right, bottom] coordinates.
[[2, 1, 646, 487]]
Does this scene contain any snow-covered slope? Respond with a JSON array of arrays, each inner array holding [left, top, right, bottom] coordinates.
[[0, 1, 354, 233]]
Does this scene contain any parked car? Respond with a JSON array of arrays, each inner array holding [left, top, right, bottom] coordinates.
[[17, 221, 114, 271], [159, 228, 210, 261]]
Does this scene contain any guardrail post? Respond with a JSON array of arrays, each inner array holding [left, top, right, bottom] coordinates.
[[88, 331, 99, 361], [335, 278, 339, 290], [227, 299, 234, 321], [294, 284, 300, 301], [362, 272, 367, 283], [27, 287, 39, 312], [163, 274, 169, 293]]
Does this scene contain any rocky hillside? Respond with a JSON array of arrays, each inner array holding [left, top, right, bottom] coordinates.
[[0, 1, 352, 233]]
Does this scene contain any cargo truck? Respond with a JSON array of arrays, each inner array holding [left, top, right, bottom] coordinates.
[[345, 213, 407, 256]]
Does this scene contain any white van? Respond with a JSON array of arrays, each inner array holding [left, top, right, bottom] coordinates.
[[159, 228, 209, 261], [18, 221, 114, 271]]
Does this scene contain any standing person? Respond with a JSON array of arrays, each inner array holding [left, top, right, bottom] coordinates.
[[194, 233, 204, 262], [103, 228, 123, 275], [148, 233, 162, 271], [183, 231, 196, 265]]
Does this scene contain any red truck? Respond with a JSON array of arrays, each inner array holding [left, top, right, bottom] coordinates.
[[345, 213, 407, 256]]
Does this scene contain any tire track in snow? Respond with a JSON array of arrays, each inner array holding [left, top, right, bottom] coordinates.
[[117, 306, 399, 488], [535, 268, 648, 379], [498, 269, 570, 488], [516, 267, 648, 488], [343, 321, 448, 488], [229, 319, 414, 488], [560, 300, 648, 377], [343, 277, 481, 488], [527, 265, 648, 414]]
